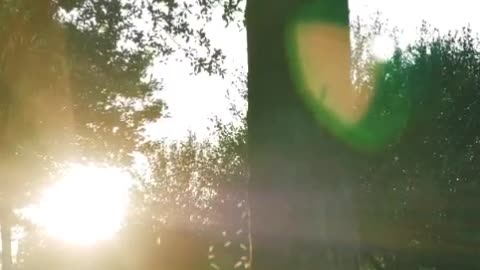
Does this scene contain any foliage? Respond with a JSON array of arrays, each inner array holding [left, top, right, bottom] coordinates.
[[15, 104, 249, 270], [0, 0, 245, 201], [127, 82, 248, 270], [0, 0, 244, 269], [357, 23, 480, 269]]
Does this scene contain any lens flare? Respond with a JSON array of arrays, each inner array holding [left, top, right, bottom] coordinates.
[[285, 1, 410, 151]]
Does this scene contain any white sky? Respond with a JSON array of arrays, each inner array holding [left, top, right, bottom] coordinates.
[[144, 7, 247, 141], [146, 0, 480, 141]]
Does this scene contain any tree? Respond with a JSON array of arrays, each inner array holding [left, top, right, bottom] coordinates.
[[283, 10, 480, 269], [127, 85, 248, 270], [0, 0, 239, 269], [246, 0, 374, 268], [0, 2, 72, 269], [15, 94, 249, 270], [245, 0, 462, 268], [357, 24, 480, 269]]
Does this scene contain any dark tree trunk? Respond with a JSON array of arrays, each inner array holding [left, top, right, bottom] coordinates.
[[246, 0, 361, 269], [0, 207, 12, 270]]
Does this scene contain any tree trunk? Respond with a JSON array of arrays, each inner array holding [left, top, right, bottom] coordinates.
[[246, 0, 361, 269], [0, 207, 12, 270]]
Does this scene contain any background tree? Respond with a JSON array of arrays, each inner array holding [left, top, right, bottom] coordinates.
[[0, 0, 242, 269], [357, 24, 480, 270], [14, 88, 249, 270], [126, 80, 248, 270]]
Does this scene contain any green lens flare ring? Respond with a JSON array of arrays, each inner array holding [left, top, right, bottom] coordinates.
[[285, 0, 411, 152]]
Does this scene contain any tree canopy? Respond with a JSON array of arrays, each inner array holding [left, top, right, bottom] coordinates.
[[0, 1, 243, 269], [357, 24, 480, 269]]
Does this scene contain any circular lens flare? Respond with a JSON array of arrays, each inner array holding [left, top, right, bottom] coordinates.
[[286, 1, 411, 151]]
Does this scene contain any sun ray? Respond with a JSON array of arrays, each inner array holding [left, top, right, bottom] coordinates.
[[25, 164, 132, 246]]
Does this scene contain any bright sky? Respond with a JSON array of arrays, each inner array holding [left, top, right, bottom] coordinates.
[[144, 7, 247, 141], [145, 0, 480, 142], [351, 0, 480, 32]]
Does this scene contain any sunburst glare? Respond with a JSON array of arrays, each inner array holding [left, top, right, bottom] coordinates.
[[24, 164, 132, 246]]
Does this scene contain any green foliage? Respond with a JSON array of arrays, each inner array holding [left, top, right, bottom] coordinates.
[[0, 0, 245, 268], [0, 0, 246, 204], [358, 23, 480, 269], [128, 92, 248, 270]]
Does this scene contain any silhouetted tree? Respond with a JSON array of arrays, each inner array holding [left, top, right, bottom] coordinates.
[[0, 0, 241, 269], [16, 101, 249, 270], [247, 0, 364, 268]]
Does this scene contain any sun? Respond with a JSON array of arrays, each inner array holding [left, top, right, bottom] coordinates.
[[372, 35, 396, 61], [26, 164, 132, 246]]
